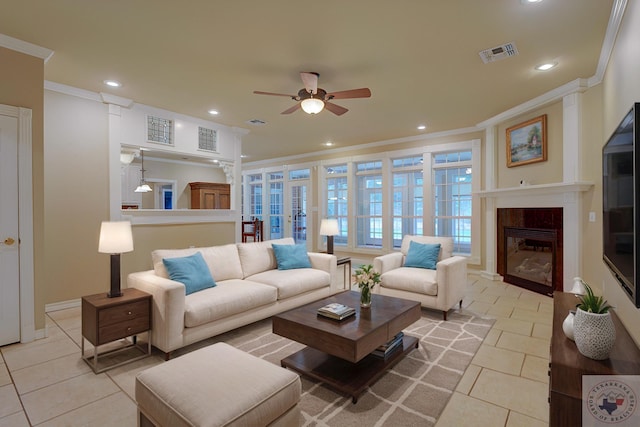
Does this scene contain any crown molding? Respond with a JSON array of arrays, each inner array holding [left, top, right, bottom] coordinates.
[[590, 0, 628, 87], [0, 33, 54, 62]]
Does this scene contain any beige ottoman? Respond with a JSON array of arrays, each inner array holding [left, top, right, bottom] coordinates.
[[135, 342, 301, 427]]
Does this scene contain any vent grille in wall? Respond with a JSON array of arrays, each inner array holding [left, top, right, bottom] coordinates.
[[479, 42, 519, 64], [147, 115, 174, 145], [198, 127, 217, 152]]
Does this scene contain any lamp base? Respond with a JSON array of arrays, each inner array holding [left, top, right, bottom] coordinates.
[[327, 236, 334, 255], [107, 253, 123, 298]]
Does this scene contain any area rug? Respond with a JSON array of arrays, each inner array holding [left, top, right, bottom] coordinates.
[[218, 309, 495, 427]]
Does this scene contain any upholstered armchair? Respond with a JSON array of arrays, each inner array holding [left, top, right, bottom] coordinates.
[[373, 235, 467, 320]]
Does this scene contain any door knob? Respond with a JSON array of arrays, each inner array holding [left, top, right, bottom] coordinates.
[[3, 237, 15, 246]]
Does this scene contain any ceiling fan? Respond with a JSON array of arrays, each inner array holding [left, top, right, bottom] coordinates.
[[254, 72, 371, 116]]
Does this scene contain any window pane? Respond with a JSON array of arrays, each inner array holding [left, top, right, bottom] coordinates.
[[432, 156, 472, 255]]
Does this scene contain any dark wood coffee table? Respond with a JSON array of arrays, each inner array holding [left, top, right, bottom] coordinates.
[[272, 291, 421, 403]]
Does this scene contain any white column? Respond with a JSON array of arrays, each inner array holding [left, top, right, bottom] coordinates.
[[563, 92, 583, 183], [562, 92, 585, 286], [481, 126, 502, 280]]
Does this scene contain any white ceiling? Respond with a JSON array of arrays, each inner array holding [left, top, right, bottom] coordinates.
[[1, 0, 614, 162]]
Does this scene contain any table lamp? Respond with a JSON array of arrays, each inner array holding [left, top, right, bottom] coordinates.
[[320, 218, 339, 255], [99, 221, 134, 298]]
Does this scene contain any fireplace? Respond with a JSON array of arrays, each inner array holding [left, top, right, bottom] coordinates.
[[497, 208, 563, 295]]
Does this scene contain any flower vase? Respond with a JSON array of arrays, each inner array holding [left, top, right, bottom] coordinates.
[[562, 310, 575, 341], [360, 287, 372, 308]]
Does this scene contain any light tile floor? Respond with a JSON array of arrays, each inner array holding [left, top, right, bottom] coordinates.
[[0, 275, 552, 426]]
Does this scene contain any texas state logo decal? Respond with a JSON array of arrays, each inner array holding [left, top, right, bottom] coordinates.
[[583, 376, 639, 426]]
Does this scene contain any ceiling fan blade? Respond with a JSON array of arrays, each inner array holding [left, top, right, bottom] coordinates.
[[281, 103, 302, 114], [324, 101, 348, 116], [326, 87, 371, 100], [253, 90, 296, 98], [300, 72, 318, 94]]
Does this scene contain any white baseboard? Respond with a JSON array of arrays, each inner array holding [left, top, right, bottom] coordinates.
[[45, 298, 81, 313]]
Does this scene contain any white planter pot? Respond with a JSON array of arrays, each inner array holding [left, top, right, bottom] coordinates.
[[573, 307, 616, 360]]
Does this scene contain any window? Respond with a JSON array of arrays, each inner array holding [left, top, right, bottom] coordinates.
[[268, 172, 284, 239], [356, 161, 383, 248], [392, 156, 423, 248], [325, 164, 348, 246], [198, 126, 217, 152], [146, 115, 174, 145], [433, 151, 472, 255], [247, 173, 262, 219]]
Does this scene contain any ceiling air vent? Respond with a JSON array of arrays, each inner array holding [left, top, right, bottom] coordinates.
[[247, 119, 266, 126], [479, 42, 519, 64]]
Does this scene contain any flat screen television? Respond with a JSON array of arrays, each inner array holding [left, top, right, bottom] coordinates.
[[602, 102, 640, 308]]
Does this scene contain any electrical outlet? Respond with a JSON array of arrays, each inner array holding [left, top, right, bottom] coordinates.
[[589, 212, 596, 222]]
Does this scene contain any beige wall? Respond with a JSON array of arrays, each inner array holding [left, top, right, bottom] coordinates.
[[497, 101, 564, 188], [44, 90, 237, 301], [0, 47, 46, 330], [599, 0, 640, 345]]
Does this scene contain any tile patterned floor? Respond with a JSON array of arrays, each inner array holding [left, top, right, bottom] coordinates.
[[0, 275, 552, 426]]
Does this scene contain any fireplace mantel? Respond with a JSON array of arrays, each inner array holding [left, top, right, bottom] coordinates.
[[476, 181, 594, 199], [480, 180, 594, 291]]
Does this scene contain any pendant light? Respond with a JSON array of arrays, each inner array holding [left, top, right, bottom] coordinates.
[[134, 150, 152, 193]]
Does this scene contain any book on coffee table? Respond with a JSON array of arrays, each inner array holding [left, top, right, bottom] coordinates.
[[317, 303, 356, 320], [372, 332, 404, 358]]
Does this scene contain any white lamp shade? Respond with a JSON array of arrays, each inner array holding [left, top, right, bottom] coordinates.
[[301, 98, 325, 114], [320, 219, 339, 236], [98, 221, 134, 254], [134, 183, 152, 193]]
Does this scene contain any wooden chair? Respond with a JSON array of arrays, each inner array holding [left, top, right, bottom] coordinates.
[[242, 219, 263, 242]]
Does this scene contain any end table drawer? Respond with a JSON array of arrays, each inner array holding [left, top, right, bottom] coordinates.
[[98, 315, 150, 344], [98, 300, 149, 327]]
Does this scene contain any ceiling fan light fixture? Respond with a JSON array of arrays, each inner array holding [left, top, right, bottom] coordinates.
[[301, 97, 325, 114]]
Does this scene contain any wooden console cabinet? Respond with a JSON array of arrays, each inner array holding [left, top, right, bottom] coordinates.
[[550, 291, 640, 426], [189, 182, 230, 209]]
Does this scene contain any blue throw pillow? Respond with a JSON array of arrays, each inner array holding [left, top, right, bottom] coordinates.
[[272, 243, 312, 270], [404, 241, 441, 270], [162, 252, 216, 295]]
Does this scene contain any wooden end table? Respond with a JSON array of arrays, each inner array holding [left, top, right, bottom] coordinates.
[[273, 291, 421, 403], [81, 288, 152, 373]]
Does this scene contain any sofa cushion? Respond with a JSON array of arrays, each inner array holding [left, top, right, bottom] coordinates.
[[247, 268, 330, 300], [237, 238, 295, 278], [152, 244, 243, 282], [272, 243, 312, 270], [184, 279, 278, 327], [404, 241, 441, 270], [162, 252, 216, 295], [401, 235, 453, 261], [380, 267, 438, 296]]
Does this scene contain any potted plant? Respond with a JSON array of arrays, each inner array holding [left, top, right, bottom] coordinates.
[[572, 280, 616, 360], [355, 264, 380, 308]]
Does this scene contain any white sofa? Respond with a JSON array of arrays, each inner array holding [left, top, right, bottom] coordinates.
[[128, 238, 339, 357], [373, 235, 467, 320]]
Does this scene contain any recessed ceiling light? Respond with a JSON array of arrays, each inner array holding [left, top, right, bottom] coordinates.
[[208, 110, 219, 115], [521, 0, 543, 4], [104, 80, 121, 87], [417, 125, 427, 130], [324, 142, 334, 147], [535, 62, 557, 71]]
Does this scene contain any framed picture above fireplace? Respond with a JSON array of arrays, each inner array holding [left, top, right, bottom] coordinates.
[[506, 114, 547, 167]]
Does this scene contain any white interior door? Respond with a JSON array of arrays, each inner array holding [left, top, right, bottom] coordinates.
[[0, 114, 21, 346]]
